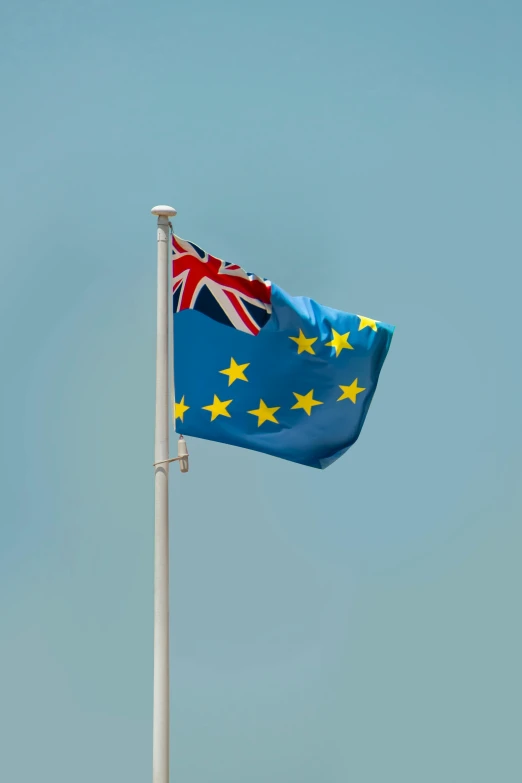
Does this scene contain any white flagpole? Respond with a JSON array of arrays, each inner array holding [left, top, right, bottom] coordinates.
[[151, 204, 177, 783]]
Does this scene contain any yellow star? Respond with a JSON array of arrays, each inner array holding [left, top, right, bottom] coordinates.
[[325, 329, 354, 357], [291, 389, 323, 416], [248, 399, 280, 427], [174, 395, 190, 422], [202, 395, 232, 421], [289, 329, 318, 355], [358, 315, 378, 332], [337, 379, 366, 403], [219, 357, 250, 386]]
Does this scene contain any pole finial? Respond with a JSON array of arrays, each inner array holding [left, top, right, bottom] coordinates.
[[151, 205, 177, 217]]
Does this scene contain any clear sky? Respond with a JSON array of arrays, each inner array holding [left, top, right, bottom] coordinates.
[[1, 1, 521, 781]]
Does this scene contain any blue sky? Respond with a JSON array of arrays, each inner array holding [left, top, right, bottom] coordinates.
[[1, 1, 521, 781]]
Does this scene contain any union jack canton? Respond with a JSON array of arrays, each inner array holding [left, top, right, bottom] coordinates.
[[172, 235, 272, 335]]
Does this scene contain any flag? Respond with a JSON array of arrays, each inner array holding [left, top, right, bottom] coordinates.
[[172, 235, 394, 469]]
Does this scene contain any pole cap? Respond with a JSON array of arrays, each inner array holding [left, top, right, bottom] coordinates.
[[151, 205, 177, 217]]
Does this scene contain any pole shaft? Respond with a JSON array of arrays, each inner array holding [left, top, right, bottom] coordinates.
[[153, 215, 170, 783]]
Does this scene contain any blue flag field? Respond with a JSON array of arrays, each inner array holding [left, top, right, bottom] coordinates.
[[172, 236, 394, 469]]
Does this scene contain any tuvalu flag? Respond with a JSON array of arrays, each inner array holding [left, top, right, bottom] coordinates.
[[172, 235, 394, 469]]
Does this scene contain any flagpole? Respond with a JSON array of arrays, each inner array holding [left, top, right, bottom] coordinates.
[[151, 204, 176, 783]]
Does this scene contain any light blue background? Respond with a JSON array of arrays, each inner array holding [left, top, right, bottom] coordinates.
[[1, 1, 521, 781]]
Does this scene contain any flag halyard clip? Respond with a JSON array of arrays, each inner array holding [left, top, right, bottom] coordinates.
[[153, 435, 189, 473]]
